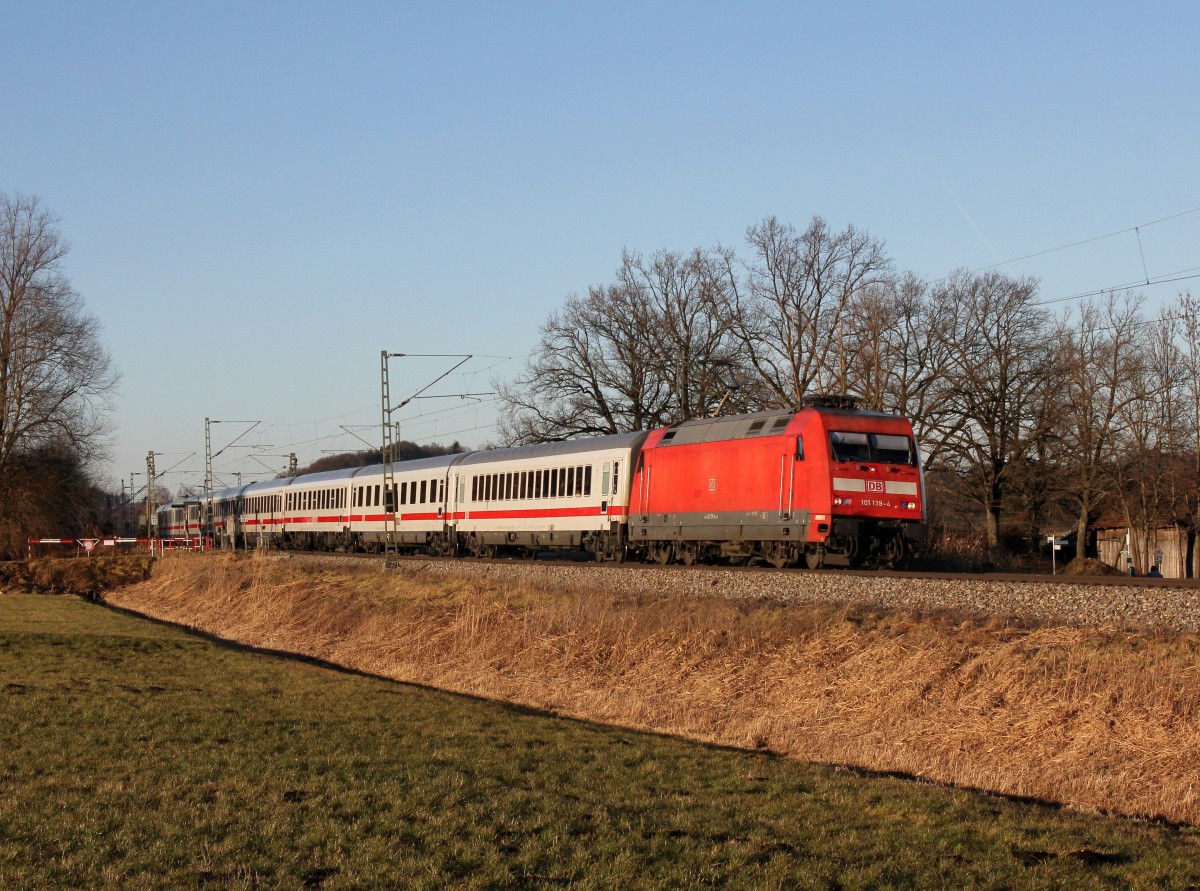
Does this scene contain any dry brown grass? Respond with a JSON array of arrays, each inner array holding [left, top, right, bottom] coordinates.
[[1, 555, 154, 596], [106, 552, 1200, 825]]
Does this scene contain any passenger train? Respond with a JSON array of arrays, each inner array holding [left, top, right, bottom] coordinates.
[[158, 399, 926, 568]]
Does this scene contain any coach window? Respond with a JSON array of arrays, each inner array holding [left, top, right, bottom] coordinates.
[[507, 472, 514, 500], [602, 462, 611, 496], [576, 466, 584, 496], [584, 466, 592, 496], [420, 480, 427, 503], [438, 479, 444, 502], [374, 485, 380, 506], [566, 467, 575, 498], [519, 472, 527, 500]]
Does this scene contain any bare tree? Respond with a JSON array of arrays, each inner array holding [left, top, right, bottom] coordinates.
[[498, 247, 746, 443], [1058, 292, 1147, 561], [1175, 291, 1200, 575], [932, 269, 1057, 550], [730, 215, 892, 407], [1107, 310, 1186, 574], [0, 193, 117, 552], [841, 271, 958, 467]]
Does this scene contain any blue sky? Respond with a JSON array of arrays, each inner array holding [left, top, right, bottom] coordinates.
[[3, 1, 1198, 494]]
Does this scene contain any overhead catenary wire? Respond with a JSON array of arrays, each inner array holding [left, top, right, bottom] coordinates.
[[961, 205, 1200, 278]]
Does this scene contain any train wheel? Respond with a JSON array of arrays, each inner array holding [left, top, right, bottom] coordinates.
[[678, 542, 698, 566], [765, 543, 791, 569], [882, 534, 905, 567], [804, 548, 823, 570], [652, 543, 673, 565]]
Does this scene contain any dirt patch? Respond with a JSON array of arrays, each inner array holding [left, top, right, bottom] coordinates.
[[1061, 556, 1124, 577]]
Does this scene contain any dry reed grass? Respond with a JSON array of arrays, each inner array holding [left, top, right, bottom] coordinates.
[[106, 553, 1200, 825]]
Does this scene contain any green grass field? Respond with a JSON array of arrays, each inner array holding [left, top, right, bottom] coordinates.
[[2, 593, 1198, 889]]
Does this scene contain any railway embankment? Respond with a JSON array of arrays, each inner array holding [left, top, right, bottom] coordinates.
[[103, 552, 1200, 825]]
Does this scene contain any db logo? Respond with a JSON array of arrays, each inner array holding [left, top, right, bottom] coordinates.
[[866, 480, 884, 493]]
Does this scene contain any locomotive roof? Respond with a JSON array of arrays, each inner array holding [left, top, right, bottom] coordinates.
[[656, 409, 797, 447], [455, 431, 649, 466]]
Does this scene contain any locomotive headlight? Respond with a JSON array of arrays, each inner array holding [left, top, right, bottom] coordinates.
[[832, 496, 849, 507]]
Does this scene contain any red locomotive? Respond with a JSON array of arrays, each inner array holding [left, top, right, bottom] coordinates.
[[627, 398, 924, 568]]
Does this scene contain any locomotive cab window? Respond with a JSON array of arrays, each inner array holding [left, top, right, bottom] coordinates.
[[870, 433, 916, 465], [829, 431, 871, 463], [829, 431, 916, 465]]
